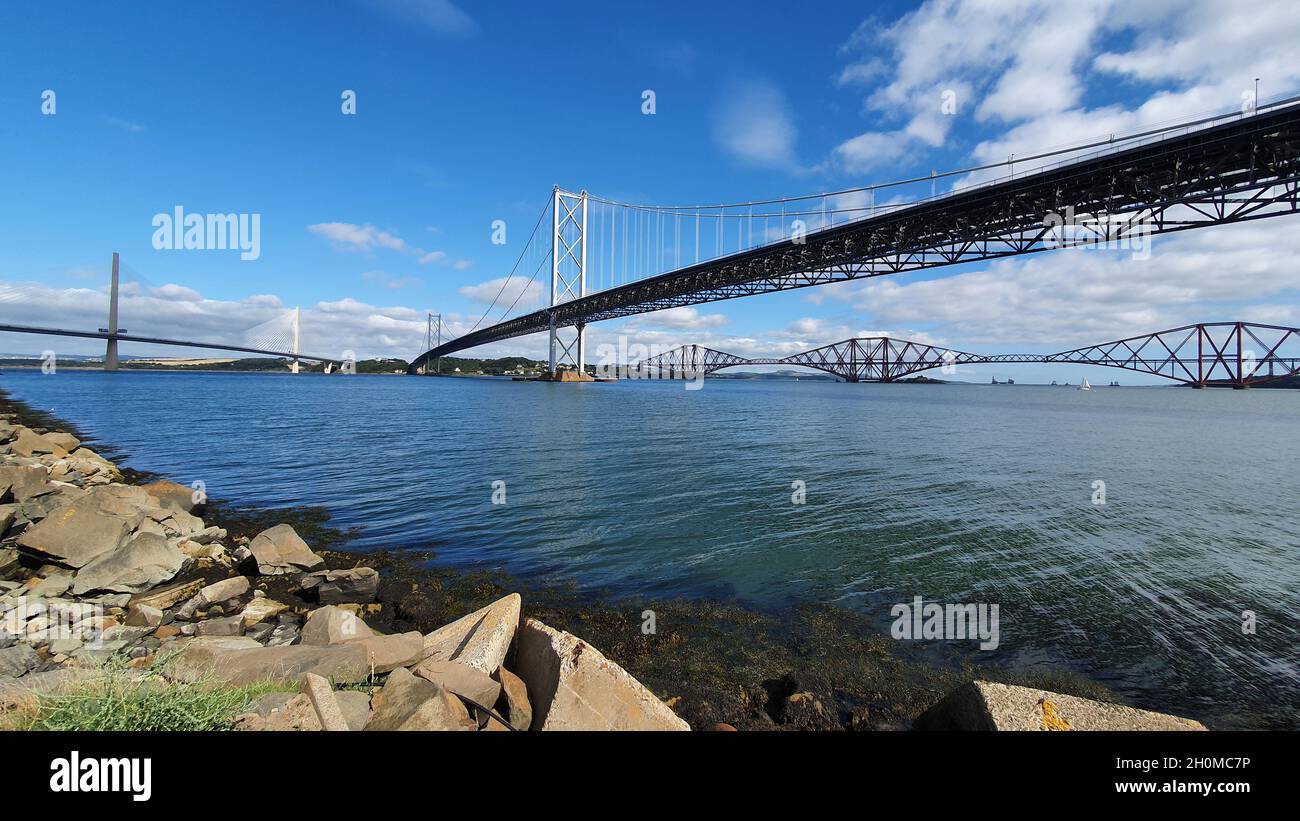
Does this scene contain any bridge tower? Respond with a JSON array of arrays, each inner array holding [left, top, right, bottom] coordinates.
[[290, 306, 301, 374], [547, 187, 588, 378], [103, 252, 120, 371]]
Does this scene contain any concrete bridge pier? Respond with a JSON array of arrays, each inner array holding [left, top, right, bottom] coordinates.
[[104, 252, 120, 371]]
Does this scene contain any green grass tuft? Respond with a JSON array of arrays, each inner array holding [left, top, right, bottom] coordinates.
[[16, 656, 293, 732]]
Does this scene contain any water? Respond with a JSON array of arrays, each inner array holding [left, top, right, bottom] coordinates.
[[4, 369, 1299, 727]]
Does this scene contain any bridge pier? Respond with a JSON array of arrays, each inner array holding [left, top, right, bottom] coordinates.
[[104, 252, 120, 371]]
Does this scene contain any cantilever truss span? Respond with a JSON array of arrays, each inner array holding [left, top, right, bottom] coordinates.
[[409, 100, 1300, 373], [634, 323, 1300, 387]]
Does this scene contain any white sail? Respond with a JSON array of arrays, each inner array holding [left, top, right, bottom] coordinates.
[[1079, 377, 1092, 391]]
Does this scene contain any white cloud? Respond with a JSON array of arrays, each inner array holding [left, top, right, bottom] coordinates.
[[457, 277, 543, 307], [836, 220, 1300, 346], [0, 279, 453, 361], [367, 0, 476, 36], [712, 80, 801, 171], [308, 222, 408, 253], [625, 306, 728, 331]]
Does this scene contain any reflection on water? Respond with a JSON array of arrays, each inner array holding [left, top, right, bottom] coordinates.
[[4, 369, 1298, 727]]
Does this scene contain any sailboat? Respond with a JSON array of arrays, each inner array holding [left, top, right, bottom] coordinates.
[[1078, 377, 1092, 391]]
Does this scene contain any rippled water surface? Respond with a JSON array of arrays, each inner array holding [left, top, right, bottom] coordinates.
[[4, 369, 1298, 727]]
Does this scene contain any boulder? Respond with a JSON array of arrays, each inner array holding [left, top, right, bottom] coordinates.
[[233, 693, 321, 731], [129, 578, 204, 611], [125, 603, 164, 628], [11, 428, 66, 458], [301, 672, 350, 731], [514, 618, 689, 731], [70, 532, 185, 595], [0, 643, 40, 677], [300, 605, 375, 646], [421, 593, 519, 674], [413, 659, 502, 708], [364, 667, 474, 731], [334, 689, 373, 731], [42, 432, 81, 452], [299, 567, 379, 604], [239, 597, 289, 628], [0, 547, 20, 579], [496, 666, 532, 732], [348, 632, 424, 674], [15, 485, 154, 568], [0, 465, 48, 502], [0, 508, 18, 541], [170, 638, 372, 686], [176, 576, 251, 619], [914, 681, 1207, 731], [195, 615, 245, 637], [142, 480, 201, 514], [247, 524, 323, 575]]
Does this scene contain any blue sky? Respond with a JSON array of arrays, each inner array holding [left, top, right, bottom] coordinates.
[[2, 0, 1299, 383]]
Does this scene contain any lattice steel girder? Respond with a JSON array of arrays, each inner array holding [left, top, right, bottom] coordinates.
[[634, 323, 1300, 385], [408, 103, 1300, 368]]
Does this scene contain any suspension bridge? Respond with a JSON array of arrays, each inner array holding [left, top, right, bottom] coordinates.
[[631, 323, 1300, 388], [408, 95, 1300, 376], [0, 253, 346, 371]]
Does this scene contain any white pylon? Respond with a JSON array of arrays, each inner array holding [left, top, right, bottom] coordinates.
[[290, 306, 301, 374], [548, 187, 587, 376]]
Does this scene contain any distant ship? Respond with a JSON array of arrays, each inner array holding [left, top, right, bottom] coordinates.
[[1078, 377, 1092, 391]]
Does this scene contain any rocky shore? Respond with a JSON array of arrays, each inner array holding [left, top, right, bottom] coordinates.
[[0, 412, 697, 730], [0, 392, 1210, 731]]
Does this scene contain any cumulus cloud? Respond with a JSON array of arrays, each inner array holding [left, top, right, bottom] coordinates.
[[308, 222, 408, 253], [366, 0, 476, 36], [457, 277, 543, 308], [832, 220, 1300, 347], [830, 0, 1300, 179], [0, 279, 455, 361], [712, 80, 802, 171], [625, 306, 728, 331]]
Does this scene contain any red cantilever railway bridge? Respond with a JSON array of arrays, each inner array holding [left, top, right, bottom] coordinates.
[[634, 323, 1300, 387]]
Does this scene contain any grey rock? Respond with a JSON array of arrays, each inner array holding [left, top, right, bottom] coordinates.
[[171, 638, 373, 686], [334, 689, 372, 730], [914, 681, 1207, 731], [28, 574, 73, 598], [247, 524, 323, 576], [0, 547, 22, 579], [70, 532, 185, 595], [194, 615, 244, 637], [514, 617, 690, 731], [0, 643, 39, 677], [300, 605, 374, 646], [299, 567, 379, 604], [176, 576, 251, 619], [266, 623, 299, 646], [15, 485, 150, 567], [413, 658, 502, 708], [364, 667, 473, 731], [420, 593, 520, 674]]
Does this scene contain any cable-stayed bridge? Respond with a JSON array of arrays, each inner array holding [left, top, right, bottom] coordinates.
[[633, 323, 1300, 388], [409, 95, 1300, 376], [0, 253, 345, 370]]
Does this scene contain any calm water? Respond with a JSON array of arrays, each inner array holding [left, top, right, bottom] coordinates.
[[4, 369, 1299, 727]]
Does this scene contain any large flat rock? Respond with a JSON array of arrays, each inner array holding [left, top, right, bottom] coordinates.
[[170, 638, 373, 686], [421, 593, 519, 674], [914, 681, 1207, 731], [70, 531, 185, 595], [248, 524, 324, 575], [365, 667, 474, 731], [514, 618, 689, 731], [15, 485, 154, 567]]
